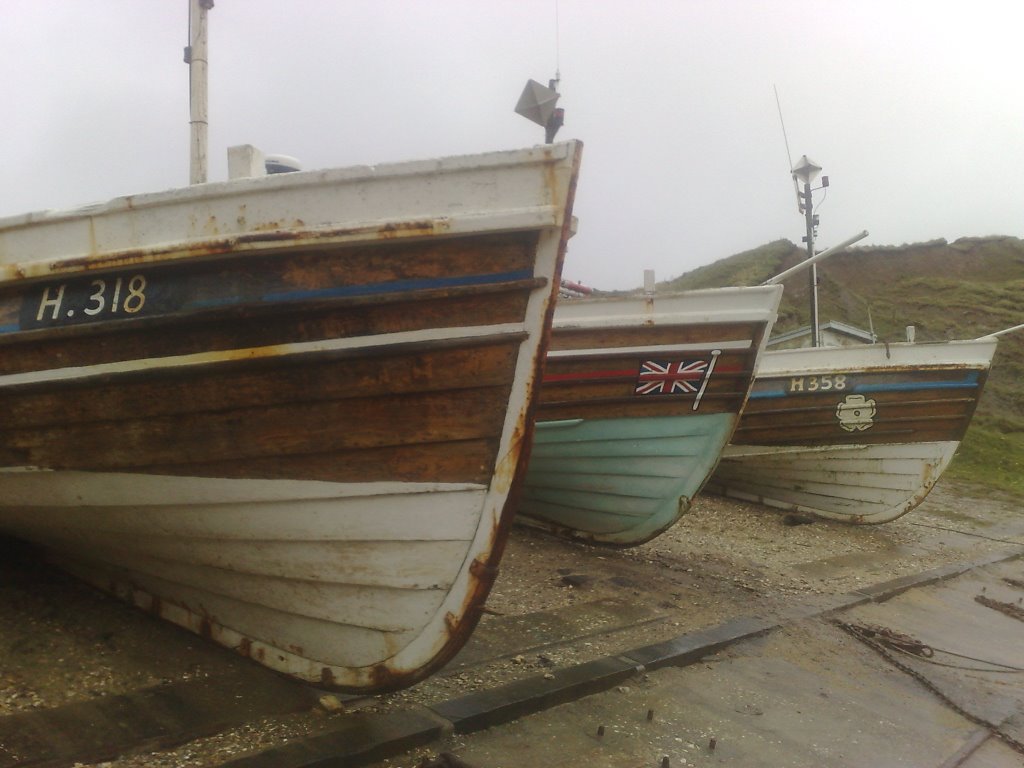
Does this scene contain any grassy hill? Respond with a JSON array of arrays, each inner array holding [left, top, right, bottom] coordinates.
[[656, 236, 1024, 498]]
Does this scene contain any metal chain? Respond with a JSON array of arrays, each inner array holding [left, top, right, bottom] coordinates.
[[975, 594, 1024, 623], [832, 620, 1024, 756], [840, 622, 934, 657]]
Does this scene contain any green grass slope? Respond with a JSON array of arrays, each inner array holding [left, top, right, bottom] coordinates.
[[662, 236, 1024, 498]]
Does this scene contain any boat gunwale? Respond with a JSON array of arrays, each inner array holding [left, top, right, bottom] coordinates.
[[757, 338, 998, 376]]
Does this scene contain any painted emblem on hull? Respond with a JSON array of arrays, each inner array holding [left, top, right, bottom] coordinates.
[[635, 360, 708, 395], [635, 350, 721, 411], [836, 394, 876, 431]]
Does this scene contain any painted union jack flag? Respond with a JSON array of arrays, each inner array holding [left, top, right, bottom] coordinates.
[[635, 359, 709, 395]]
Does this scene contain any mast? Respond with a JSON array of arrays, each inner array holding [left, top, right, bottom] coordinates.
[[186, 0, 213, 184], [803, 177, 819, 346], [791, 155, 827, 347]]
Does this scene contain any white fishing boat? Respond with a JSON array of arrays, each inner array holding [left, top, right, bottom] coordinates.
[[0, 138, 583, 691], [0, 0, 587, 693], [708, 152, 999, 524], [707, 337, 998, 523]]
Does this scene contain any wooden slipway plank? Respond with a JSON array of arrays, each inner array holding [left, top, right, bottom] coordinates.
[[0, 672, 315, 768], [445, 598, 668, 671]]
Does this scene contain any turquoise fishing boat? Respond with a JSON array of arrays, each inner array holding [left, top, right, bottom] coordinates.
[[517, 285, 782, 545]]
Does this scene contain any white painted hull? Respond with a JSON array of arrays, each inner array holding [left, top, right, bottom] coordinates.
[[0, 471, 491, 687], [711, 440, 959, 524], [707, 339, 997, 524]]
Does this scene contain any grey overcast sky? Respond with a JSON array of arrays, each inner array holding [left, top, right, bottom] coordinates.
[[2, 1, 1023, 290]]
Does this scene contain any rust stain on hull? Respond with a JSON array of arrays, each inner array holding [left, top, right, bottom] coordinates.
[[3, 219, 454, 284]]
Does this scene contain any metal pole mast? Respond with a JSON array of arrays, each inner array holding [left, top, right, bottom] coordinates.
[[802, 179, 819, 347], [187, 0, 212, 185]]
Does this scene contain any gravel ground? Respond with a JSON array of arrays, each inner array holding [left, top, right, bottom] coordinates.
[[1, 481, 1021, 767]]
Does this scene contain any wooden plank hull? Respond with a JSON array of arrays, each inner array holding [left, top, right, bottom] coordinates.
[[518, 286, 782, 545], [707, 339, 997, 524], [0, 142, 583, 692]]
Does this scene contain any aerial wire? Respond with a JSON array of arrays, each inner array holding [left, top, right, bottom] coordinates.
[[554, 0, 562, 88], [774, 84, 803, 213], [774, 84, 793, 172]]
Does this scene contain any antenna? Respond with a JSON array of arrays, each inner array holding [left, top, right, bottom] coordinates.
[[773, 85, 793, 172], [774, 85, 803, 213], [554, 0, 561, 87]]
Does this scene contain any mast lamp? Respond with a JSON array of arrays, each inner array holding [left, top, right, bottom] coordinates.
[[792, 155, 822, 186]]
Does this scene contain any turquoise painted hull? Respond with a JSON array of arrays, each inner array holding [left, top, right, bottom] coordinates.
[[518, 413, 736, 545]]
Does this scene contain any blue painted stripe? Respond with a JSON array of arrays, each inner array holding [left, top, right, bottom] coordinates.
[[3, 269, 535, 332], [749, 389, 792, 400], [190, 269, 534, 310], [750, 370, 980, 400], [853, 374, 979, 393]]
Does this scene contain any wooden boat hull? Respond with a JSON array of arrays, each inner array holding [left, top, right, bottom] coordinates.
[[0, 142, 583, 691], [518, 286, 782, 545], [707, 339, 997, 524]]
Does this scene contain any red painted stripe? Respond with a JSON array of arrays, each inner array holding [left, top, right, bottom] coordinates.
[[543, 364, 745, 384], [543, 369, 635, 382]]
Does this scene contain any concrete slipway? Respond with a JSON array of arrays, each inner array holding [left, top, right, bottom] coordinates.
[[223, 554, 1024, 768], [1, 484, 1023, 768]]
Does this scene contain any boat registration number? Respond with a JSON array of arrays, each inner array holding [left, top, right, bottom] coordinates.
[[788, 374, 848, 393], [21, 272, 150, 329]]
